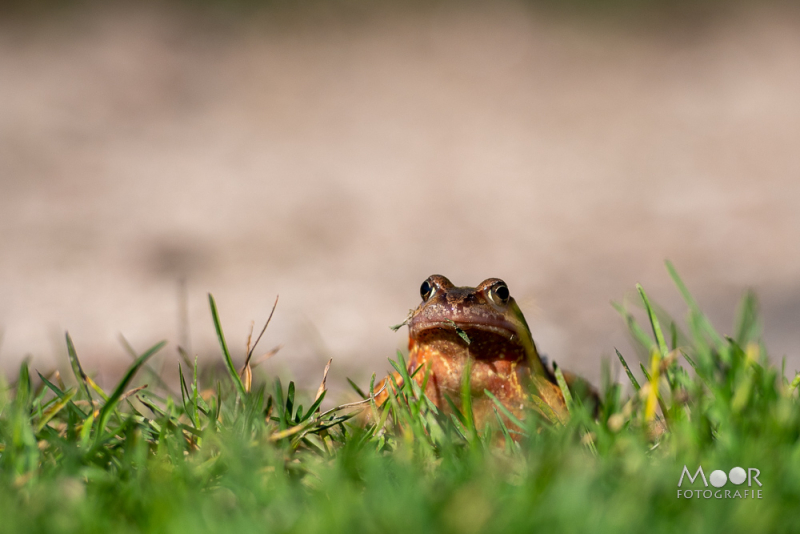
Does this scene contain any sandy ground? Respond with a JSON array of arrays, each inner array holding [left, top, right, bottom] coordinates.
[[1, 1, 800, 397]]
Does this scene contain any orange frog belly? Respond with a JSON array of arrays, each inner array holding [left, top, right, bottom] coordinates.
[[407, 340, 533, 425]]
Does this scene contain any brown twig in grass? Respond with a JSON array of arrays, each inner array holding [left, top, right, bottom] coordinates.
[[244, 321, 255, 364], [246, 295, 279, 367], [315, 358, 332, 404], [119, 384, 148, 403], [239, 296, 280, 393]]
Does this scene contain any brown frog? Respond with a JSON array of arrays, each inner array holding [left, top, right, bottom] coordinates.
[[375, 275, 572, 428]]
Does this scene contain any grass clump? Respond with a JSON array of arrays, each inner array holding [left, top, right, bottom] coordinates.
[[2, 261, 800, 533]]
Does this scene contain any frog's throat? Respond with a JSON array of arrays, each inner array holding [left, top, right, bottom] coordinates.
[[409, 320, 545, 374]]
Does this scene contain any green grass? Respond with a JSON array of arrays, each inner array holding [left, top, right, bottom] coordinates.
[[2, 261, 800, 533]]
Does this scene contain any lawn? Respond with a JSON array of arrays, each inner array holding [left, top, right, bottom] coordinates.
[[2, 261, 799, 533]]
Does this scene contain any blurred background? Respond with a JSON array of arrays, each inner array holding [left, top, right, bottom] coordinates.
[[2, 0, 799, 398]]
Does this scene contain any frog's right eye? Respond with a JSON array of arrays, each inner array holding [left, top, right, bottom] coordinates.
[[488, 282, 510, 306], [420, 279, 435, 301]]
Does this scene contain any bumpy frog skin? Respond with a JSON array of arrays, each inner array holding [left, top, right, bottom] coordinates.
[[376, 275, 568, 428]]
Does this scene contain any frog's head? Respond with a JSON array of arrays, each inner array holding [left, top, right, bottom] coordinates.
[[408, 275, 544, 372]]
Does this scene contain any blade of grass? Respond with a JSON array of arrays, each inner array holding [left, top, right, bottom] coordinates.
[[65, 333, 92, 401], [120, 334, 175, 395], [734, 290, 760, 346], [446, 319, 471, 346], [637, 284, 669, 359], [443, 393, 467, 426], [192, 356, 200, 428], [178, 364, 196, 427], [485, 390, 527, 431], [16, 360, 32, 411], [616, 349, 641, 391], [460, 353, 476, 441], [492, 406, 515, 450], [214, 381, 222, 424], [553, 366, 573, 415], [611, 301, 655, 357], [644, 349, 660, 423], [36, 388, 77, 432], [286, 381, 296, 421], [300, 391, 326, 422], [85, 376, 108, 402], [640, 363, 652, 383], [670, 322, 678, 351], [208, 294, 247, 401], [37, 371, 87, 418], [80, 412, 95, 449], [530, 393, 562, 425], [95, 340, 166, 444], [389, 351, 413, 393], [347, 378, 367, 400], [665, 260, 724, 346], [789, 373, 800, 392]]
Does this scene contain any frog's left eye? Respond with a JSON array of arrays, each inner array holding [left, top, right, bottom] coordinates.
[[420, 279, 435, 301], [488, 283, 510, 305]]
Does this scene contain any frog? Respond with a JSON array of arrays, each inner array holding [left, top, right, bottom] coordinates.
[[375, 275, 576, 429]]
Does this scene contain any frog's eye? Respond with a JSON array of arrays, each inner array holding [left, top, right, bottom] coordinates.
[[489, 283, 510, 305], [420, 279, 435, 301]]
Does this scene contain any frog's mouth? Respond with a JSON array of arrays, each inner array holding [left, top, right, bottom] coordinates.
[[409, 318, 523, 344]]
